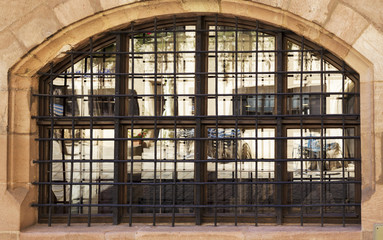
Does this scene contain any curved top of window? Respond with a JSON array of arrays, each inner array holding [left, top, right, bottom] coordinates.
[[39, 15, 359, 117]]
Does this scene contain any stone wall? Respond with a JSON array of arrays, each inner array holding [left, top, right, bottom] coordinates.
[[0, 0, 382, 239]]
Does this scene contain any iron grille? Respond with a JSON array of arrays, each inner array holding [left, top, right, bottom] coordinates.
[[33, 15, 361, 226]]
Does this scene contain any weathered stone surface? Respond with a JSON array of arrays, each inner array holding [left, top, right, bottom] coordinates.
[[0, 1, 42, 32], [10, 4, 62, 49], [54, 0, 96, 26], [325, 3, 369, 45], [8, 89, 32, 134], [0, 90, 8, 135], [353, 25, 383, 81], [0, 232, 20, 240], [221, 0, 284, 27], [342, 0, 383, 32], [19, 225, 364, 240], [249, 0, 288, 9], [288, 0, 333, 25], [100, 0, 138, 10], [362, 185, 383, 232], [0, 134, 7, 183], [0, 30, 27, 89]]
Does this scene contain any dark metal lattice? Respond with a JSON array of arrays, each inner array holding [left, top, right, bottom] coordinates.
[[33, 15, 361, 227]]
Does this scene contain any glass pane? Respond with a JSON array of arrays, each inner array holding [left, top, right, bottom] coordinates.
[[51, 129, 114, 214], [206, 128, 275, 215], [126, 128, 195, 214], [52, 44, 116, 117], [129, 26, 196, 116], [208, 28, 275, 116], [286, 128, 357, 216]]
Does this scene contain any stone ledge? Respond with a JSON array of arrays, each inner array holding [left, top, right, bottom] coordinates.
[[20, 224, 362, 240]]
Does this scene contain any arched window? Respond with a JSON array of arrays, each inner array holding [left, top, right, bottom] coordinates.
[[35, 15, 360, 226]]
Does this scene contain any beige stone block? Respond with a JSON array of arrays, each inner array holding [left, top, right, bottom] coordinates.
[[136, 227, 244, 240], [10, 4, 62, 49], [54, 0, 96, 26], [374, 82, 383, 132], [353, 25, 383, 81], [0, 134, 7, 183], [221, 0, 284, 27], [345, 0, 383, 32], [288, 0, 333, 25], [8, 134, 33, 185], [344, 48, 372, 83], [0, 231, 19, 240], [245, 226, 361, 240], [325, 3, 369, 45], [8, 89, 33, 134], [249, 0, 288, 9], [0, 0, 42, 32], [362, 185, 383, 232], [0, 90, 8, 135], [282, 13, 349, 59], [100, 0, 138, 10], [0, 30, 27, 89], [180, 0, 220, 12]]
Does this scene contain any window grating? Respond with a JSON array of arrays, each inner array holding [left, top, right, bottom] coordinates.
[[33, 15, 361, 226]]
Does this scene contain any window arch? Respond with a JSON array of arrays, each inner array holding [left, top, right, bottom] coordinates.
[[35, 15, 360, 226]]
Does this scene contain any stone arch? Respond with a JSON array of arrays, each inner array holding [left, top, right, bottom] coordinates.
[[4, 0, 376, 232]]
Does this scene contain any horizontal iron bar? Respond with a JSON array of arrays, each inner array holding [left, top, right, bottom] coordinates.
[[31, 202, 360, 208], [33, 157, 361, 164], [33, 180, 361, 186]]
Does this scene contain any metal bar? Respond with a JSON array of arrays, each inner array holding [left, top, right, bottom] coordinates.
[[255, 20, 259, 226], [113, 33, 124, 225], [214, 13, 219, 227], [48, 62, 54, 227], [88, 37, 94, 227], [153, 17, 158, 226], [194, 16, 204, 225], [129, 22, 135, 227], [275, 32, 284, 225], [299, 36, 304, 226], [234, 17, 239, 226], [172, 15, 177, 227]]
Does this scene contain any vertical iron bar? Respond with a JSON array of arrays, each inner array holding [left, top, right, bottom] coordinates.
[[67, 53, 76, 226], [153, 17, 158, 226], [195, 16, 204, 225], [275, 32, 284, 225], [172, 15, 177, 227], [129, 22, 135, 227], [214, 14, 219, 227], [320, 47, 324, 227], [255, 21, 259, 226], [87, 37, 94, 227], [341, 60, 346, 227], [114, 33, 124, 225], [299, 36, 304, 226], [234, 17, 239, 226], [48, 62, 54, 227]]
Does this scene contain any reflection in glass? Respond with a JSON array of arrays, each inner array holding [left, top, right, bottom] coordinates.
[[52, 44, 116, 117], [51, 129, 114, 214], [126, 128, 195, 214], [206, 128, 275, 215], [207, 28, 275, 116], [286, 40, 358, 115], [128, 26, 196, 116], [286, 128, 357, 215]]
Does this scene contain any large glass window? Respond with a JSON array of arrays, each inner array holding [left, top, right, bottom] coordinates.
[[35, 16, 360, 226]]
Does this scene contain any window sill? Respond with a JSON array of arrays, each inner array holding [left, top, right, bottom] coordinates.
[[20, 224, 361, 240]]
